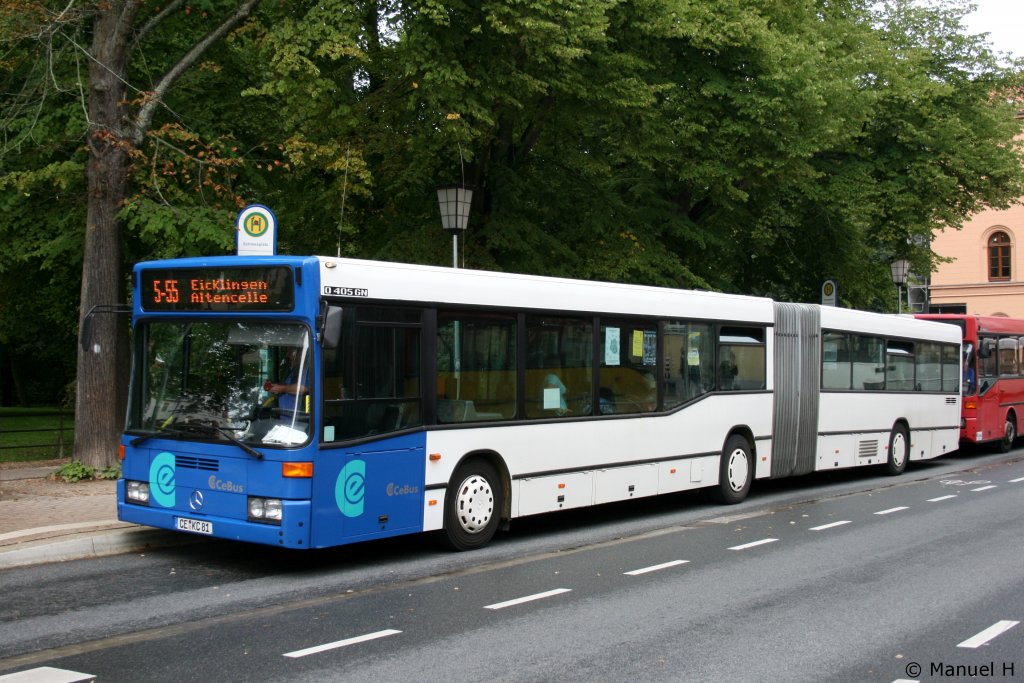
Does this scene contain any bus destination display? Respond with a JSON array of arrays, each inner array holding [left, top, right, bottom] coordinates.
[[140, 266, 294, 311]]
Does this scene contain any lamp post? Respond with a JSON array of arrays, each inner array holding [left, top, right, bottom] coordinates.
[[437, 185, 473, 268], [890, 259, 910, 314]]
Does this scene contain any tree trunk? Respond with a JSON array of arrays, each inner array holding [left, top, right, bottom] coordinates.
[[73, 3, 139, 469], [72, 1, 260, 468]]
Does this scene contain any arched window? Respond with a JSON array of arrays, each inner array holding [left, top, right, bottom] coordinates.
[[989, 231, 1012, 281]]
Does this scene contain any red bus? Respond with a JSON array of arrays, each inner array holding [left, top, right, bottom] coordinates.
[[917, 314, 1024, 451]]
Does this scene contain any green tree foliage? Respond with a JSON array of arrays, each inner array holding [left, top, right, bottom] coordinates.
[[0, 1, 1022, 453]]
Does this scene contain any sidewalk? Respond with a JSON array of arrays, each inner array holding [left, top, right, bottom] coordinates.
[[0, 464, 184, 569]]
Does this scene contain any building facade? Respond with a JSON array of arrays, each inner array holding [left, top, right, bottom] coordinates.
[[929, 202, 1024, 316], [929, 113, 1024, 316]]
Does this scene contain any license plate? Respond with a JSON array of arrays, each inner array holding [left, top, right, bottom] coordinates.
[[175, 516, 213, 535]]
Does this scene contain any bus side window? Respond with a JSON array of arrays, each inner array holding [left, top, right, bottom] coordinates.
[[323, 306, 423, 441], [718, 326, 765, 391], [886, 340, 915, 391], [663, 322, 713, 408], [525, 316, 592, 418], [436, 312, 516, 423], [822, 332, 852, 390], [942, 344, 960, 393], [999, 337, 1019, 376], [599, 320, 658, 414]]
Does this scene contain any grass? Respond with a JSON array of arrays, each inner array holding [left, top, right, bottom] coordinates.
[[0, 407, 75, 463]]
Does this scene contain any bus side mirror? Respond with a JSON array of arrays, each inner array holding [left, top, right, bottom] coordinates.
[[321, 305, 343, 349], [978, 339, 996, 359]]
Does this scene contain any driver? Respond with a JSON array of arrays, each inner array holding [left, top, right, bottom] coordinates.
[[264, 347, 309, 412]]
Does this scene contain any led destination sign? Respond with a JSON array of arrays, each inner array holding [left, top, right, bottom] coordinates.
[[140, 266, 294, 312]]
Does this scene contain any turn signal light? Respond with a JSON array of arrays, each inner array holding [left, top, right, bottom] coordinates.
[[118, 444, 125, 461], [282, 462, 313, 478]]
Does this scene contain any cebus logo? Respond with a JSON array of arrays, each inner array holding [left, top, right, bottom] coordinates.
[[149, 451, 176, 508], [336, 460, 366, 518]]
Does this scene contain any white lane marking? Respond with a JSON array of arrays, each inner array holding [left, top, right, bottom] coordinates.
[[874, 506, 909, 515], [971, 485, 997, 492], [728, 538, 778, 551], [0, 668, 95, 682], [283, 629, 401, 658], [1009, 476, 1024, 483], [927, 495, 957, 502], [809, 520, 851, 531], [890, 679, 919, 683], [957, 620, 1020, 649], [624, 560, 689, 576], [484, 588, 572, 610]]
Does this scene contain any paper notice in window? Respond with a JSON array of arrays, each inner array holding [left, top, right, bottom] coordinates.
[[544, 387, 561, 410], [632, 330, 644, 358]]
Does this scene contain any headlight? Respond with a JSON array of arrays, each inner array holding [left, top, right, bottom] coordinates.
[[126, 480, 150, 504], [248, 497, 283, 525]]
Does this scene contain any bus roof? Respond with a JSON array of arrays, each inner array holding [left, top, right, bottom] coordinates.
[[318, 256, 776, 322], [917, 313, 1024, 337]]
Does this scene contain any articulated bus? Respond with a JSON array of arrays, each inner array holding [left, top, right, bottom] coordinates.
[[916, 314, 1024, 451], [119, 256, 961, 550]]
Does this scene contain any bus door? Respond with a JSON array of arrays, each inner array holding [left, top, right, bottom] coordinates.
[[312, 432, 427, 546], [977, 336, 1001, 441], [312, 304, 427, 546]]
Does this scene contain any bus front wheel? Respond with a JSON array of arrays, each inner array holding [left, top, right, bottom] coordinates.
[[884, 424, 909, 476], [443, 460, 503, 551], [714, 435, 753, 504]]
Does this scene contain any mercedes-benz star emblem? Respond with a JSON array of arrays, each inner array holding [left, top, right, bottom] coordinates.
[[189, 490, 205, 511]]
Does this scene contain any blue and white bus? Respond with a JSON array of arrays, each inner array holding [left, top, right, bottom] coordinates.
[[118, 256, 962, 550]]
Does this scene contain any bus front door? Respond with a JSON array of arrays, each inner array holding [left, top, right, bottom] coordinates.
[[312, 432, 426, 547]]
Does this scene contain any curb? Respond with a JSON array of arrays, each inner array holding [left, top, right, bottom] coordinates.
[[0, 528, 201, 569]]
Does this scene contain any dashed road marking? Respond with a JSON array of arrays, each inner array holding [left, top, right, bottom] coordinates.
[[624, 560, 689, 576], [970, 485, 997, 492], [728, 538, 778, 551], [874, 506, 909, 515], [1009, 476, 1024, 483], [809, 521, 852, 531], [484, 588, 572, 610], [0, 668, 95, 683], [957, 620, 1020, 649], [927, 495, 957, 502], [283, 629, 402, 658]]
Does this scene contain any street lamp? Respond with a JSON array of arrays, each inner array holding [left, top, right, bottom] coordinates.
[[437, 185, 473, 268], [890, 259, 910, 314]]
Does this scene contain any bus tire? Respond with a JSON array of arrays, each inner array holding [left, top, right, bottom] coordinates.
[[443, 460, 503, 551], [884, 424, 909, 476], [998, 413, 1016, 453], [714, 435, 753, 504]]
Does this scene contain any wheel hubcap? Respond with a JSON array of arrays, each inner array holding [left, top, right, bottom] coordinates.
[[727, 449, 749, 492], [455, 474, 494, 534], [892, 433, 907, 467]]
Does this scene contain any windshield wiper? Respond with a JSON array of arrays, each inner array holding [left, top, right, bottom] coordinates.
[[130, 422, 263, 459], [177, 422, 264, 459]]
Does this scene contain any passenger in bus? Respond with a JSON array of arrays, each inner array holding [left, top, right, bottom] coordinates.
[[265, 347, 310, 412], [963, 342, 976, 394], [718, 351, 738, 390], [543, 365, 568, 413]]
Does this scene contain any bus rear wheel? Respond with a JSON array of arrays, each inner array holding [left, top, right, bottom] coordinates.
[[998, 414, 1016, 453], [884, 424, 909, 476], [443, 460, 503, 551], [714, 435, 753, 504]]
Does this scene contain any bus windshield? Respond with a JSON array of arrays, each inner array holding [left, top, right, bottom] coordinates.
[[128, 320, 313, 447]]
